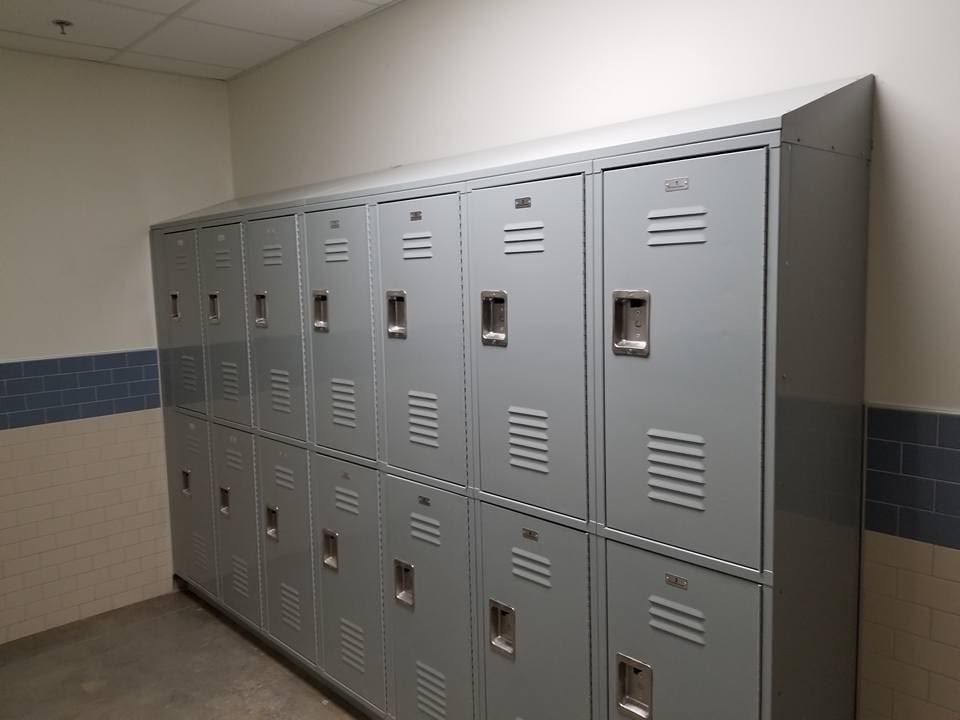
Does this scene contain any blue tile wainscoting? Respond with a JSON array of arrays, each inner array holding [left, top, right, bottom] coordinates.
[[0, 350, 160, 430], [865, 405, 960, 549]]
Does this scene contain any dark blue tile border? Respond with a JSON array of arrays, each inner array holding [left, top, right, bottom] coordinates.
[[0, 350, 159, 431], [865, 405, 960, 550]]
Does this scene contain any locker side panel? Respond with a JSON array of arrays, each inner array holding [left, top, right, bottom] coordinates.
[[314, 455, 385, 709], [246, 215, 308, 440], [164, 229, 206, 413], [470, 175, 587, 518], [257, 437, 316, 662], [481, 504, 591, 719], [212, 425, 261, 626], [378, 194, 467, 485], [304, 207, 377, 459], [150, 231, 174, 409], [385, 476, 473, 720], [605, 540, 761, 720], [200, 224, 253, 426]]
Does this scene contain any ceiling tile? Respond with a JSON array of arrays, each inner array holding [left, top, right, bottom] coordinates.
[[95, 0, 193, 14], [183, 0, 373, 41], [131, 17, 298, 68], [0, 0, 164, 49], [0, 29, 115, 61], [112, 50, 239, 79]]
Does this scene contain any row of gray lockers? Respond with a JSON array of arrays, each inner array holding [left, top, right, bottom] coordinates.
[[170, 411, 764, 720]]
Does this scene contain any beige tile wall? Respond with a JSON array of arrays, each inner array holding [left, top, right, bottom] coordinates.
[[860, 530, 960, 720], [0, 408, 173, 644]]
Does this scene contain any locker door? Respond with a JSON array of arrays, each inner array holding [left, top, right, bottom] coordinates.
[[378, 194, 466, 485], [385, 476, 473, 720], [166, 413, 216, 594], [605, 541, 760, 720], [304, 207, 376, 458], [313, 455, 385, 709], [481, 504, 591, 720], [603, 149, 766, 568], [257, 437, 316, 662], [200, 224, 252, 426], [470, 176, 587, 518], [212, 425, 261, 626], [246, 215, 308, 440], [162, 229, 206, 413]]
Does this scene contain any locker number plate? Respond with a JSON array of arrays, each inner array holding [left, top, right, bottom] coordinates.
[[665, 573, 688, 590], [664, 177, 689, 192]]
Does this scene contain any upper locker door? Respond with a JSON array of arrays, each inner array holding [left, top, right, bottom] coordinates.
[[199, 224, 253, 426], [163, 229, 206, 413], [304, 207, 376, 459], [378, 195, 467, 484], [603, 149, 767, 568], [245, 215, 308, 441], [470, 175, 587, 518]]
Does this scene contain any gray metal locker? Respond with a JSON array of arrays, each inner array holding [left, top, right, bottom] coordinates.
[[257, 436, 316, 662], [162, 229, 206, 413], [605, 540, 760, 720], [378, 194, 467, 484], [199, 224, 252, 426], [481, 504, 591, 720], [166, 413, 216, 595], [304, 207, 377, 458], [246, 215, 308, 440], [211, 425, 261, 626], [470, 176, 587, 518], [313, 454, 385, 709], [603, 150, 767, 568], [385, 475, 473, 720]]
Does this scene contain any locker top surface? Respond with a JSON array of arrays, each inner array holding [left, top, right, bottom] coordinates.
[[154, 75, 873, 230]]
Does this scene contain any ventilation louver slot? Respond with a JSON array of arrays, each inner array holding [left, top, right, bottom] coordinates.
[[220, 361, 240, 402], [324, 237, 349, 263], [273, 464, 295, 491], [339, 618, 366, 672], [231, 555, 250, 598], [648, 594, 706, 645], [415, 661, 448, 720], [511, 546, 552, 588], [269, 370, 292, 414], [647, 429, 706, 511], [184, 431, 201, 456], [180, 354, 198, 393], [334, 486, 360, 515], [214, 248, 232, 269], [503, 220, 545, 254], [508, 406, 549, 474], [402, 231, 434, 260], [331, 378, 357, 429], [279, 582, 302, 631], [262, 243, 283, 266], [191, 531, 209, 572], [225, 447, 244, 472], [174, 253, 189, 271], [410, 512, 441, 546], [646, 205, 708, 246], [408, 391, 439, 448]]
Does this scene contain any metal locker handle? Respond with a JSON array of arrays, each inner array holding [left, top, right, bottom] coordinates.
[[612, 290, 651, 357], [616, 654, 653, 719], [208, 292, 221, 323], [170, 292, 181, 320], [254, 291, 268, 328], [265, 505, 279, 541], [218, 486, 230, 517], [313, 290, 329, 332], [386, 290, 407, 339], [322, 529, 339, 571], [394, 559, 415, 608], [489, 599, 516, 658], [481, 291, 508, 347], [180, 469, 191, 496]]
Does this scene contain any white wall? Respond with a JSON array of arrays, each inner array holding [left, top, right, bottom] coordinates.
[[0, 50, 233, 362], [227, 0, 960, 411]]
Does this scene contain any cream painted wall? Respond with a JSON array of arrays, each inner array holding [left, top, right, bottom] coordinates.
[[227, 0, 960, 411], [0, 49, 233, 362]]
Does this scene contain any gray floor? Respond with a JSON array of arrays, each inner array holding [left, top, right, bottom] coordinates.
[[0, 591, 363, 720]]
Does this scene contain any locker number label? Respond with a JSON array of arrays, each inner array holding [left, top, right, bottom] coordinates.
[[514, 196, 532, 209], [329, 219, 340, 229], [665, 573, 689, 590], [410, 211, 423, 221], [664, 177, 689, 192], [417, 496, 432, 507], [521, 528, 539, 541]]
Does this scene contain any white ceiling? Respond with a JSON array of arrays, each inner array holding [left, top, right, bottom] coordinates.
[[0, 0, 395, 80]]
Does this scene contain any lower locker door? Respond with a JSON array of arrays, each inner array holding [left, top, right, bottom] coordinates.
[[481, 504, 591, 720], [314, 455, 385, 709], [212, 425, 261, 625], [258, 437, 316, 661], [386, 476, 473, 720], [605, 541, 760, 720]]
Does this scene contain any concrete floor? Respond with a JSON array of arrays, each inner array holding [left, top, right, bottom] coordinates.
[[0, 591, 364, 720]]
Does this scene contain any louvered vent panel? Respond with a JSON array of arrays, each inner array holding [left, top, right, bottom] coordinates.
[[331, 378, 357, 429], [279, 582, 302, 631], [646, 429, 706, 511], [269, 370, 292, 414], [415, 661, 448, 720], [508, 406, 549, 474], [180, 354, 198, 393], [231, 555, 250, 599], [408, 391, 439, 448], [184, 431, 201, 457], [402, 231, 433, 260], [191, 531, 209, 572], [220, 361, 240, 402], [262, 243, 283, 266], [648, 594, 706, 645], [646, 206, 708, 246], [503, 220, 545, 254], [214, 248, 232, 269], [334, 486, 360, 515], [273, 464, 295, 491], [225, 447, 244, 472], [511, 546, 552, 588], [174, 253, 189, 271], [410, 512, 441, 546], [339, 618, 366, 673], [324, 237, 350, 263]]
